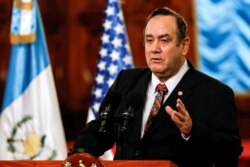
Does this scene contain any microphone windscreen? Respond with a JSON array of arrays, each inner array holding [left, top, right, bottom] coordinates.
[[125, 91, 143, 110], [103, 91, 121, 108]]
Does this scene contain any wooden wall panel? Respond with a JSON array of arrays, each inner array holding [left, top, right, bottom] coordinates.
[[0, 0, 12, 108]]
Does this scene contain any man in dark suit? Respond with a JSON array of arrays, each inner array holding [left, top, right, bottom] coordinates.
[[69, 7, 243, 166]]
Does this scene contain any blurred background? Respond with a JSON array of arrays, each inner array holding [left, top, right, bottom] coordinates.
[[0, 0, 249, 152]]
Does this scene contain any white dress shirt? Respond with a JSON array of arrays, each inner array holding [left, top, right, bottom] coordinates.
[[141, 59, 189, 137]]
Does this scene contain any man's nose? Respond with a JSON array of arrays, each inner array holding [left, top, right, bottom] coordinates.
[[152, 41, 161, 53]]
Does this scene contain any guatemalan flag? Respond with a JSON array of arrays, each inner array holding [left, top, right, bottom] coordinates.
[[86, 0, 134, 160], [0, 0, 67, 160]]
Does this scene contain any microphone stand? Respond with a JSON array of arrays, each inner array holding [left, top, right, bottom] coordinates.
[[116, 125, 124, 159], [117, 106, 134, 159], [99, 105, 112, 133]]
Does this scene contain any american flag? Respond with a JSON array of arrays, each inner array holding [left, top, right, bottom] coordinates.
[[86, 0, 134, 160]]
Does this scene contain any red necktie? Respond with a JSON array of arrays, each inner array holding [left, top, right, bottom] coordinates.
[[144, 83, 168, 133]]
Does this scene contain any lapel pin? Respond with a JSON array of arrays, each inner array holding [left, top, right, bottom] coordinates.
[[178, 91, 183, 96]]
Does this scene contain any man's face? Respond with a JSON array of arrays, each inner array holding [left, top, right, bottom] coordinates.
[[144, 15, 189, 81]]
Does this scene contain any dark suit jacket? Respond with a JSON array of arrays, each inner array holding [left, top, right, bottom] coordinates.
[[72, 61, 243, 167]]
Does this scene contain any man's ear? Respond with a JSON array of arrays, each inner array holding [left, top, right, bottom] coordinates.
[[181, 36, 190, 55]]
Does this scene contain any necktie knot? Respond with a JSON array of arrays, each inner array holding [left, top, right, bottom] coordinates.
[[156, 83, 168, 95]]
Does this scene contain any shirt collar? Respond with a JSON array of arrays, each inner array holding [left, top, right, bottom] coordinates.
[[151, 59, 189, 93]]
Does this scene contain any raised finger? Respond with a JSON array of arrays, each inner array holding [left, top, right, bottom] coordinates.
[[176, 98, 188, 116]]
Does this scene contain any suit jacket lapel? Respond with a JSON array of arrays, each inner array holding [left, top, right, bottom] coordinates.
[[128, 69, 151, 139], [163, 65, 198, 108]]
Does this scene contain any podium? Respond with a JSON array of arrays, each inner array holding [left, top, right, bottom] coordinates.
[[0, 160, 175, 167], [61, 153, 177, 167], [0, 153, 178, 167]]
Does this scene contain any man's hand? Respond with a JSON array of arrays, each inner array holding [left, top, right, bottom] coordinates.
[[165, 98, 192, 137]]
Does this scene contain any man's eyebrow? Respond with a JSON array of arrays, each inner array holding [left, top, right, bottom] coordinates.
[[145, 34, 153, 38], [145, 34, 171, 38], [158, 34, 171, 38]]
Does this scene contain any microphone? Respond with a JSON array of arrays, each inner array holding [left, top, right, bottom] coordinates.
[[99, 91, 121, 133], [120, 91, 143, 133]]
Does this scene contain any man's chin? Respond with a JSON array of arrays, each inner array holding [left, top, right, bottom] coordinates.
[[150, 66, 164, 74]]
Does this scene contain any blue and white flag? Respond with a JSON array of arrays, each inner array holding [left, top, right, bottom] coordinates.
[[0, 0, 67, 160], [195, 0, 250, 93], [86, 0, 134, 160]]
